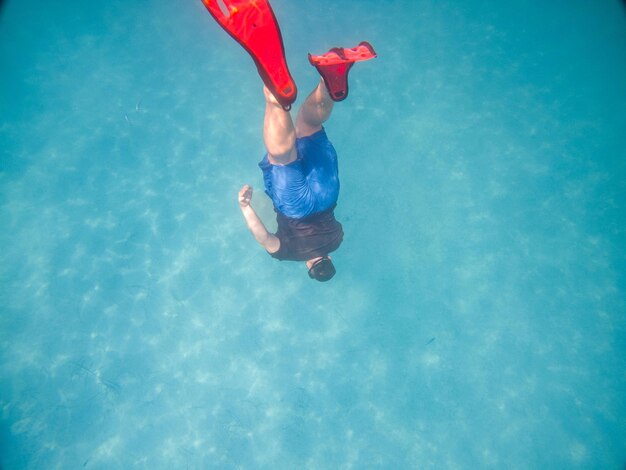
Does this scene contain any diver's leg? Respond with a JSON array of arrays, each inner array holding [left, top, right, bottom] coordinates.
[[263, 86, 298, 165], [295, 79, 334, 138]]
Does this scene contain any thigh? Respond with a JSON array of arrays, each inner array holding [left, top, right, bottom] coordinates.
[[297, 128, 338, 174], [297, 131, 340, 211], [267, 145, 298, 166], [259, 155, 315, 219]]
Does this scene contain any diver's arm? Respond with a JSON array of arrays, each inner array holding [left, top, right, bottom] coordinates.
[[238, 185, 280, 253]]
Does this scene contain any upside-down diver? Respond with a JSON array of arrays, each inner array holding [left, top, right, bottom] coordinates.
[[202, 0, 376, 281]]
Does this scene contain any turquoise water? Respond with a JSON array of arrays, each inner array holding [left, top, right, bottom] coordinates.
[[1, 0, 625, 468]]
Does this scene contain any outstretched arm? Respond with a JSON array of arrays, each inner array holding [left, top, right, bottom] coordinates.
[[238, 185, 280, 254]]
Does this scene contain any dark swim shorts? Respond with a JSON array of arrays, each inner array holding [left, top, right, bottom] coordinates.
[[259, 127, 340, 219]]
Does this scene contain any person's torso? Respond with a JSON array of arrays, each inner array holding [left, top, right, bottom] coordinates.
[[270, 207, 344, 261]]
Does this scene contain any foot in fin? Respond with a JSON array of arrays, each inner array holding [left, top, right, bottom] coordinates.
[[202, 0, 297, 110], [308, 41, 377, 102]]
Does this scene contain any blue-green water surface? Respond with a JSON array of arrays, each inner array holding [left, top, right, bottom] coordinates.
[[1, 0, 625, 468]]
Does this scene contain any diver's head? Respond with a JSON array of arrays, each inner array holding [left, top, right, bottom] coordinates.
[[306, 256, 336, 282]]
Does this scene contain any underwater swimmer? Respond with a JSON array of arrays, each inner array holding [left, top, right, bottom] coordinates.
[[201, 0, 375, 281], [238, 80, 342, 282], [238, 61, 371, 282]]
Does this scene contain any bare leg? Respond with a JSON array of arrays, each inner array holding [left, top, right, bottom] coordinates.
[[263, 86, 297, 165], [296, 79, 334, 138]]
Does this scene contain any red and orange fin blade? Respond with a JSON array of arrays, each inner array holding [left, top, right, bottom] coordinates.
[[202, 0, 297, 110], [342, 41, 377, 62]]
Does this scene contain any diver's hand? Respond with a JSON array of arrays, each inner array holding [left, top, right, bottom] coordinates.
[[238, 185, 253, 208]]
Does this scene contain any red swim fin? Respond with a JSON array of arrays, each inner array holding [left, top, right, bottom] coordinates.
[[308, 42, 377, 102], [202, 0, 297, 110]]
